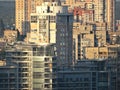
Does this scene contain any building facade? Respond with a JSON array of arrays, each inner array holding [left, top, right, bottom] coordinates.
[[0, 66, 18, 90], [84, 45, 119, 60], [57, 60, 117, 90], [28, 1, 73, 66], [71, 0, 116, 60], [4, 29, 18, 44], [15, 0, 31, 35], [5, 42, 57, 90]]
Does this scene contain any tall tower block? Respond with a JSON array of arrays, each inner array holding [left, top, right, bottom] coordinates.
[[15, 0, 31, 35], [29, 1, 73, 66], [107, 0, 116, 32]]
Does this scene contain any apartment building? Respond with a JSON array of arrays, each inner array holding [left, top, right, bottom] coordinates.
[[0, 66, 18, 90], [57, 60, 117, 90], [5, 42, 57, 90], [73, 7, 94, 23], [28, 1, 73, 66], [15, 0, 31, 35], [73, 22, 94, 60], [67, 0, 115, 35], [4, 29, 18, 44], [84, 45, 120, 60]]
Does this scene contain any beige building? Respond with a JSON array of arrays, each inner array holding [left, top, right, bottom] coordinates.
[[15, 0, 31, 35], [73, 7, 94, 23], [94, 0, 115, 30], [84, 45, 119, 60], [71, 0, 116, 60], [73, 22, 94, 60], [107, 0, 115, 31], [80, 33, 94, 59], [66, 0, 115, 31], [4, 30, 18, 43], [84, 47, 99, 60], [94, 22, 107, 46], [73, 22, 93, 35], [95, 30, 107, 47], [31, 0, 62, 13], [66, 0, 93, 7], [31, 0, 46, 13], [28, 1, 73, 66], [95, 22, 107, 31], [94, 0, 105, 22], [0, 60, 6, 66]]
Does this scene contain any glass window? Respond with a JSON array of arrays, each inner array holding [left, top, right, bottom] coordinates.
[[31, 16, 37, 23]]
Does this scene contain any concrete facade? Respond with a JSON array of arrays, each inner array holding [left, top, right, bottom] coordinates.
[[5, 42, 57, 90], [57, 60, 117, 90], [15, 0, 31, 35], [28, 1, 73, 66], [84, 45, 119, 60], [4, 29, 18, 44]]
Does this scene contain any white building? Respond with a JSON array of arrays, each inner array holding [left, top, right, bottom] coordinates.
[[28, 1, 73, 67], [5, 42, 57, 90]]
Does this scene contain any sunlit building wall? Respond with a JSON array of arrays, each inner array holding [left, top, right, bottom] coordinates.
[[15, 0, 31, 35], [29, 1, 73, 66], [73, 22, 94, 60], [4, 29, 18, 44], [84, 45, 119, 60]]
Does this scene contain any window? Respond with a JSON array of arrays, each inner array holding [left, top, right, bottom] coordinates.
[[33, 72, 43, 78], [45, 58, 49, 62], [50, 16, 56, 23], [31, 16, 37, 23], [39, 19, 46, 29]]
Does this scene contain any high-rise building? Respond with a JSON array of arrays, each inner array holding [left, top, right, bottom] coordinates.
[[67, 0, 116, 60], [15, 0, 31, 35], [94, 0, 115, 31], [94, 0, 105, 22], [5, 42, 57, 90], [28, 1, 73, 66], [66, 0, 116, 31], [4, 1, 73, 90], [31, 0, 43, 13], [31, 0, 61, 13], [0, 66, 18, 90], [73, 22, 94, 60], [57, 60, 117, 90], [106, 0, 116, 31]]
